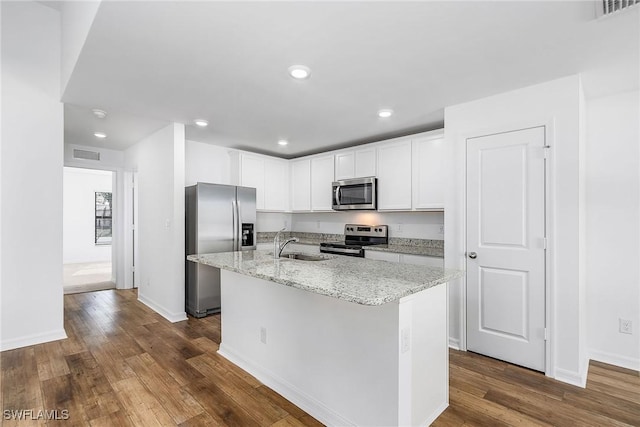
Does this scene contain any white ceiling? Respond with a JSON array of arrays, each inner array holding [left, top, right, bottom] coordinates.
[[61, 1, 639, 158]]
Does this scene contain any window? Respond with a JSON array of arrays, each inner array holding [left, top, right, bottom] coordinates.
[[95, 192, 112, 245]]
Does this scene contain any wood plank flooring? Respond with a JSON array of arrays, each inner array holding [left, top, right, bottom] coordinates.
[[1, 289, 638, 426]]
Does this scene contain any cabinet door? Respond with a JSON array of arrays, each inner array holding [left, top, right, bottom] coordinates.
[[412, 137, 444, 210], [401, 254, 444, 268], [290, 159, 311, 211], [364, 250, 401, 263], [240, 154, 265, 210], [377, 139, 412, 210], [264, 158, 289, 211], [311, 155, 334, 211], [355, 147, 376, 178], [334, 151, 355, 180]]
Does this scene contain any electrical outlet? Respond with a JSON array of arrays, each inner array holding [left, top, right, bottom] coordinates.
[[619, 318, 632, 334], [260, 327, 267, 344], [397, 223, 403, 233]]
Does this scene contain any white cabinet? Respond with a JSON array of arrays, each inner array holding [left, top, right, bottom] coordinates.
[[334, 147, 376, 180], [412, 136, 445, 210], [377, 139, 413, 210], [233, 152, 289, 211], [239, 153, 266, 209], [264, 158, 289, 211], [364, 250, 443, 268], [290, 159, 311, 211], [311, 155, 334, 211]]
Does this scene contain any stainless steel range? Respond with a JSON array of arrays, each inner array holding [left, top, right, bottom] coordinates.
[[320, 224, 388, 257]]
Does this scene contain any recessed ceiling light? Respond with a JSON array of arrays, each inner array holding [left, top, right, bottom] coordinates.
[[94, 132, 107, 139], [193, 119, 208, 127], [378, 109, 393, 118], [92, 109, 107, 119], [288, 65, 311, 80], [278, 139, 289, 146]]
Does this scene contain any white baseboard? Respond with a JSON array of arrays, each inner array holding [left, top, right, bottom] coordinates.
[[589, 349, 640, 372], [448, 337, 461, 350], [137, 294, 187, 323], [554, 365, 588, 388], [420, 401, 449, 427], [218, 344, 356, 427], [0, 329, 67, 352]]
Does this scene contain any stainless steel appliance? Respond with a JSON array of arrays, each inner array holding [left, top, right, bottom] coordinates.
[[185, 182, 256, 317], [332, 177, 377, 211], [320, 224, 388, 257]]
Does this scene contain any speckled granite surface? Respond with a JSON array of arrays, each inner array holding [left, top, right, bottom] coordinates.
[[257, 231, 343, 245], [187, 250, 461, 306]]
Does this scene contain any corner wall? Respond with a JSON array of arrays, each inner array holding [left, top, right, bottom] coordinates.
[[125, 123, 186, 322], [444, 75, 587, 385], [1, 1, 66, 350], [585, 89, 640, 370]]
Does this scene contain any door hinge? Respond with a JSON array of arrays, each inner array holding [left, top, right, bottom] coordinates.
[[543, 145, 551, 159], [543, 237, 547, 250], [544, 328, 548, 341], [131, 266, 136, 273], [131, 224, 136, 230]]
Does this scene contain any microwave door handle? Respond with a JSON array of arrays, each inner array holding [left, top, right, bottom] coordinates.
[[335, 186, 341, 205]]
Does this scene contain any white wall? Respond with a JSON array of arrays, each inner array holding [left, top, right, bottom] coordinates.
[[125, 123, 186, 322], [63, 167, 113, 264], [445, 75, 588, 386], [291, 211, 444, 239], [586, 89, 640, 370], [1, 1, 66, 350], [60, 0, 101, 94]]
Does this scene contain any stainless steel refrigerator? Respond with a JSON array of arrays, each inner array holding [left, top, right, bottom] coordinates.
[[185, 182, 256, 317]]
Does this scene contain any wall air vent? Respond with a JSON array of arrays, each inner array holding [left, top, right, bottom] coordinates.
[[73, 149, 101, 161], [600, 0, 639, 16]]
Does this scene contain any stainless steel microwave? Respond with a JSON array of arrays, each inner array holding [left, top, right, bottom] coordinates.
[[332, 177, 377, 211]]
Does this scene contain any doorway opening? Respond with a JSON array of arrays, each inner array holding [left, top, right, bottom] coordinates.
[[63, 167, 115, 294]]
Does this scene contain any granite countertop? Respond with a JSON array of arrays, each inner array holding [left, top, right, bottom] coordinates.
[[364, 244, 444, 257], [187, 250, 461, 306]]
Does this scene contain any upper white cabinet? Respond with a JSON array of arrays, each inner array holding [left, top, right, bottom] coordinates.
[[377, 138, 413, 210], [412, 135, 445, 210], [233, 152, 289, 211], [264, 158, 290, 211], [290, 159, 311, 211], [334, 147, 377, 180], [311, 155, 335, 211]]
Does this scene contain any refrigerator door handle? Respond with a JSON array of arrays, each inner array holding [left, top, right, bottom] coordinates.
[[232, 200, 238, 251], [237, 201, 242, 250]]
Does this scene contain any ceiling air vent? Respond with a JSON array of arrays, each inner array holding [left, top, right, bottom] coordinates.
[[73, 149, 101, 161], [600, 0, 639, 16]]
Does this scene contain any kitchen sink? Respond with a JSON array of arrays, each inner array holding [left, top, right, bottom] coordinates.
[[280, 253, 335, 261]]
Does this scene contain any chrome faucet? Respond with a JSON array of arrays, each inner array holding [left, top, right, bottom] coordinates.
[[273, 228, 299, 259]]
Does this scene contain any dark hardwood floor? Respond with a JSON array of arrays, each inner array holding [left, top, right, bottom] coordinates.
[[1, 289, 638, 426]]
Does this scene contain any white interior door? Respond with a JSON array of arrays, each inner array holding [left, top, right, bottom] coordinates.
[[466, 126, 546, 372]]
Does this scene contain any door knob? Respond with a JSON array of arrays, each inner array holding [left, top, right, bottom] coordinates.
[[468, 252, 477, 259]]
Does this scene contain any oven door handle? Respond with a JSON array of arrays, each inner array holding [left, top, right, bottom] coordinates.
[[321, 246, 361, 255]]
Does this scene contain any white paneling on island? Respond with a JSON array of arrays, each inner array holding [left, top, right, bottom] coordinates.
[[188, 250, 462, 426]]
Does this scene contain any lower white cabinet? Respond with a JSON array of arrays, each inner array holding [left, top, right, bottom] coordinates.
[[364, 250, 443, 268]]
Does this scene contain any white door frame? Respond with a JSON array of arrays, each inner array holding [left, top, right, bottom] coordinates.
[[457, 119, 556, 378]]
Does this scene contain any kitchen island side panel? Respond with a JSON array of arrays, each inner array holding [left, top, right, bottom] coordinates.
[[218, 269, 448, 426]]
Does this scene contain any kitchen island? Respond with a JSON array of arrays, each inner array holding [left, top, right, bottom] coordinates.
[[187, 250, 461, 426]]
